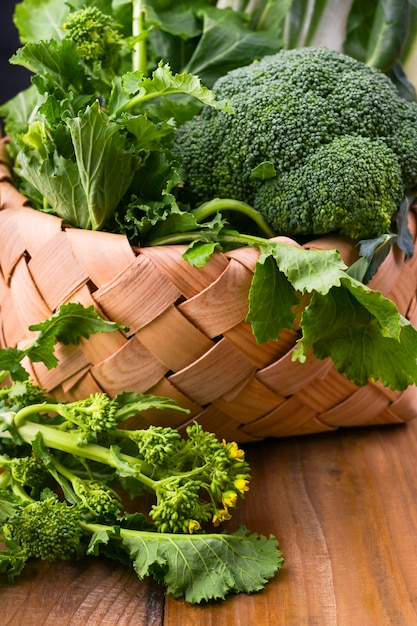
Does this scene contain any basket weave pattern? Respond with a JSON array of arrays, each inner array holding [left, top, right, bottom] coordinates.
[[1, 141, 417, 441]]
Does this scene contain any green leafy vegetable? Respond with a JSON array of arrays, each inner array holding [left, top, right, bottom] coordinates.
[[118, 525, 281, 603], [2, 1, 417, 396], [295, 275, 417, 388], [0, 306, 283, 602], [0, 302, 125, 382]]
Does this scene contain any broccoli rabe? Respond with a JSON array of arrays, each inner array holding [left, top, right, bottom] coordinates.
[[174, 47, 417, 240], [0, 304, 283, 601], [3, 396, 251, 534], [0, 486, 283, 604], [62, 6, 122, 69], [0, 386, 282, 602]]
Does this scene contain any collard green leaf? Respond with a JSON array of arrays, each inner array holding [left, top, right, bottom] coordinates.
[[65, 103, 140, 230], [120, 525, 283, 603], [263, 242, 347, 295], [14, 0, 76, 43], [344, 0, 411, 71], [296, 276, 417, 389], [16, 150, 92, 230], [10, 39, 87, 99], [185, 7, 283, 87], [247, 254, 299, 343], [0, 87, 43, 140], [365, 0, 410, 71], [146, 1, 205, 40], [16, 104, 141, 231], [13, 0, 114, 44]]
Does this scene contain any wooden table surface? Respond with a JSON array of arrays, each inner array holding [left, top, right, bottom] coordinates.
[[2, 419, 417, 626]]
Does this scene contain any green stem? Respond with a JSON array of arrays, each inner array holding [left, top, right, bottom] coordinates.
[[148, 228, 270, 248], [192, 198, 276, 238], [118, 87, 184, 113], [79, 520, 248, 541], [49, 456, 78, 483], [132, 0, 148, 74], [11, 482, 33, 503], [8, 407, 155, 484]]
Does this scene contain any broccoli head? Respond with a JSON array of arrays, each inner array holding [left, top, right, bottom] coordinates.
[[254, 135, 404, 239], [173, 47, 417, 240], [62, 7, 122, 69]]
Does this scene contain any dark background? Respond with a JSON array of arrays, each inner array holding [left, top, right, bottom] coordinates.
[[0, 0, 32, 107]]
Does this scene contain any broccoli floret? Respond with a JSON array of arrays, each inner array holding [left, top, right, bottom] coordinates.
[[254, 135, 404, 239], [174, 47, 417, 240], [59, 393, 118, 439], [2, 455, 49, 490], [127, 425, 182, 468], [71, 477, 123, 520], [62, 7, 122, 68], [0, 381, 51, 411], [3, 496, 83, 561]]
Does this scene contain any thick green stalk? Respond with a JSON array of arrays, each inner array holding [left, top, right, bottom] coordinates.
[[132, 0, 148, 74], [6, 406, 155, 484], [192, 198, 276, 238]]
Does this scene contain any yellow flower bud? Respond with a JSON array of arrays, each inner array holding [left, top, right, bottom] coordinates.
[[222, 440, 245, 461], [234, 478, 250, 494], [188, 520, 201, 534], [212, 508, 232, 526], [222, 491, 238, 508]]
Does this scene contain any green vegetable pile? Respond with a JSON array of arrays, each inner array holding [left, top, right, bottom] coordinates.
[[0, 303, 283, 603], [2, 0, 417, 607]]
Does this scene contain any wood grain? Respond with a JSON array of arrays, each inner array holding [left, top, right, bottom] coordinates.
[[3, 421, 417, 625]]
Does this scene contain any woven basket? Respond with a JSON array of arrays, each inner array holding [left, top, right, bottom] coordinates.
[[2, 138, 417, 442]]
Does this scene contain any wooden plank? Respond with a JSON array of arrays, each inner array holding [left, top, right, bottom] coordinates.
[[0, 557, 165, 626]]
